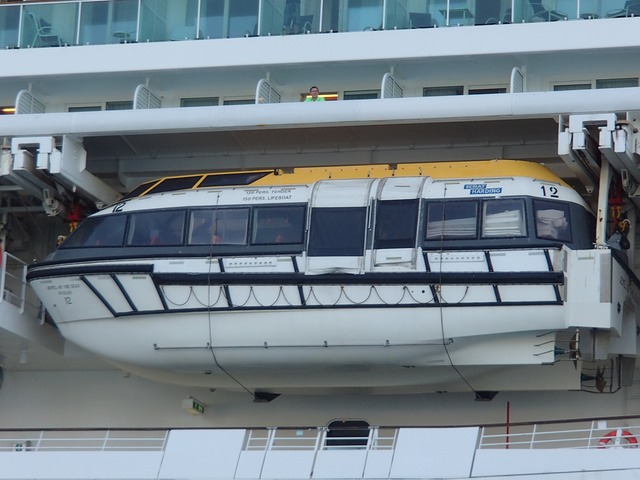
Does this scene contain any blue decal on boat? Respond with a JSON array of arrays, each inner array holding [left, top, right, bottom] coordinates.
[[470, 188, 502, 195]]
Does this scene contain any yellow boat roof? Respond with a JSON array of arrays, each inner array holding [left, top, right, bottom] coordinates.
[[127, 160, 566, 198]]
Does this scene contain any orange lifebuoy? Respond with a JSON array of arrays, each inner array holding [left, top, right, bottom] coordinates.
[[598, 429, 638, 448]]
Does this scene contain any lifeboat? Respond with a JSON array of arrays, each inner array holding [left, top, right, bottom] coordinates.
[[26, 160, 640, 394]]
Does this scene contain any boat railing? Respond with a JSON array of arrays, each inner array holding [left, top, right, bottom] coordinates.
[[0, 0, 630, 50], [479, 419, 640, 449], [1, 250, 26, 311], [243, 427, 397, 452], [1, 420, 639, 453], [0, 429, 169, 452], [0, 249, 43, 320]]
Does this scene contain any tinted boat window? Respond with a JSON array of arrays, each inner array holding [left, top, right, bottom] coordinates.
[[251, 205, 306, 245], [122, 181, 156, 199], [59, 215, 126, 248], [200, 172, 271, 187], [308, 207, 366, 256], [426, 201, 478, 240], [534, 200, 572, 242], [146, 177, 201, 194], [482, 199, 526, 238], [188, 208, 249, 245], [375, 199, 418, 249], [325, 420, 370, 448], [127, 210, 186, 246]]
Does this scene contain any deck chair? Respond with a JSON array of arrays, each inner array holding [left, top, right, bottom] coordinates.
[[607, 0, 640, 17], [527, 1, 567, 21], [27, 12, 62, 47], [409, 12, 435, 28]]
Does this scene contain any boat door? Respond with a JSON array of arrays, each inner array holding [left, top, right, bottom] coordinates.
[[370, 176, 426, 271], [306, 179, 374, 274]]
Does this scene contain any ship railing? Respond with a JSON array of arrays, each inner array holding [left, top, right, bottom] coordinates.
[[0, 249, 43, 321], [243, 427, 397, 452], [1, 250, 26, 312], [0, 1, 627, 50], [0, 429, 169, 452], [479, 419, 640, 449]]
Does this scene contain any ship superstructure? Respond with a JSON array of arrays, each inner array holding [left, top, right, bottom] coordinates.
[[2, 1, 640, 478]]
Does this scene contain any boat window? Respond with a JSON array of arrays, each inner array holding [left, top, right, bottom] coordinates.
[[534, 200, 572, 242], [308, 207, 366, 256], [122, 181, 157, 199], [127, 210, 186, 246], [199, 172, 271, 188], [374, 199, 419, 249], [425, 201, 478, 240], [251, 205, 306, 245], [59, 215, 126, 248], [325, 420, 370, 448], [146, 177, 202, 195], [188, 208, 249, 245], [482, 199, 527, 238]]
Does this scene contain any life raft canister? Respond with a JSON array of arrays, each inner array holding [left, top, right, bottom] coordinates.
[[598, 429, 638, 448]]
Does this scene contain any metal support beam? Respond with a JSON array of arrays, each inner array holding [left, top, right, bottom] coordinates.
[[50, 136, 122, 206]]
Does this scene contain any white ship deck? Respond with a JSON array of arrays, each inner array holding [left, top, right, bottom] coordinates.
[[1, 420, 640, 479]]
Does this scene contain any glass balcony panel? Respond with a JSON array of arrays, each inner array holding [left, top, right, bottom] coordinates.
[[513, 0, 528, 21], [200, 0, 225, 38], [168, 0, 199, 40], [321, 0, 383, 32], [385, 0, 409, 29], [0, 5, 20, 49], [520, 0, 574, 22], [348, 0, 383, 30], [261, 0, 286, 35], [140, 0, 198, 41], [474, 0, 510, 24], [604, 0, 637, 18], [579, 0, 600, 18], [437, 0, 476, 26], [21, 3, 79, 48], [271, 0, 320, 35], [321, 0, 339, 31], [556, 0, 578, 18], [79, 0, 139, 45], [430, 0, 447, 25], [199, 0, 258, 38], [229, 0, 259, 37], [397, 0, 437, 29]]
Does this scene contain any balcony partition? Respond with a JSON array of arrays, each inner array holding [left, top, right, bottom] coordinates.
[[78, 0, 138, 45], [0, 0, 634, 50]]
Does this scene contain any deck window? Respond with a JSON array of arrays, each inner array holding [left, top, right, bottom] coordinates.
[[308, 207, 366, 256], [180, 97, 219, 107], [127, 210, 186, 246], [482, 199, 527, 238], [426, 201, 478, 240], [534, 200, 571, 242], [343, 90, 380, 100], [147, 177, 201, 194], [60, 215, 126, 248], [325, 420, 370, 448], [189, 208, 249, 245], [468, 87, 507, 95], [596, 78, 639, 89], [423, 85, 464, 96], [251, 205, 306, 245], [375, 199, 419, 249]]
